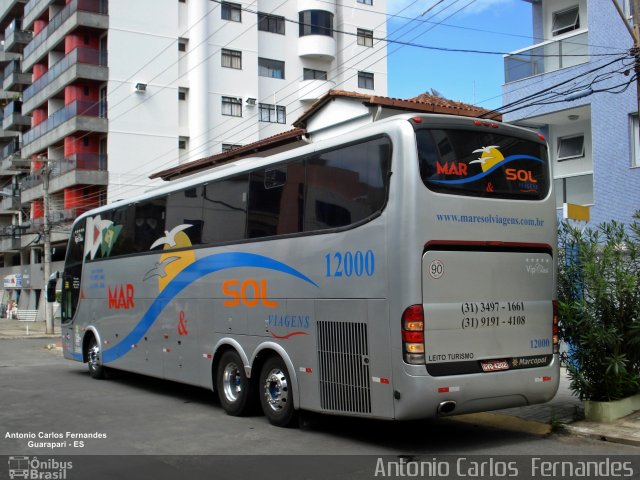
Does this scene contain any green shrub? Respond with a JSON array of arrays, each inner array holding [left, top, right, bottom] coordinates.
[[557, 213, 640, 401]]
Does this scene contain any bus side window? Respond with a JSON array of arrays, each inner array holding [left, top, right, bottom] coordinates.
[[166, 187, 204, 245], [202, 174, 249, 244], [305, 137, 390, 231], [136, 197, 167, 252], [247, 161, 304, 238], [62, 220, 86, 323]]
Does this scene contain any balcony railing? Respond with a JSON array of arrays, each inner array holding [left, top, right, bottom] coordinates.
[[24, 0, 48, 18], [19, 153, 106, 191], [23, 47, 104, 103], [0, 190, 20, 210], [3, 58, 20, 78], [52, 153, 107, 177], [3, 100, 23, 117], [504, 31, 589, 84], [23, 100, 103, 146], [1, 138, 21, 161], [31, 207, 84, 226], [0, 225, 22, 239], [23, 0, 107, 60], [21, 171, 42, 191]]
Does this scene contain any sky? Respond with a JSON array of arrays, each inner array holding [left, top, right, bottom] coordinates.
[[386, 0, 535, 110]]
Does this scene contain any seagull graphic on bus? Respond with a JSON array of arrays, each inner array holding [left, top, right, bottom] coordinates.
[[470, 146, 504, 171], [148, 223, 195, 292], [429, 146, 544, 188], [143, 256, 181, 282], [149, 224, 193, 250]]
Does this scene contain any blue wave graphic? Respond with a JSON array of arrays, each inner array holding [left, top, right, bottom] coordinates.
[[73, 252, 319, 364], [429, 155, 544, 185]]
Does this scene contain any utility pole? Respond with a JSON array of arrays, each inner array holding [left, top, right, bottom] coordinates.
[[612, 0, 640, 130], [42, 160, 53, 335]]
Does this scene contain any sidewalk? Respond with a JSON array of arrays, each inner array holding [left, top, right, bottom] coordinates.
[[0, 317, 60, 339], [1, 318, 638, 447], [439, 368, 640, 448]]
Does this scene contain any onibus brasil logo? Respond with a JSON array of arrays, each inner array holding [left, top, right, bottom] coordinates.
[[8, 456, 72, 479], [430, 146, 543, 192]]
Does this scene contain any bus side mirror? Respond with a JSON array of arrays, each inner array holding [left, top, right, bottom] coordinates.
[[46, 271, 60, 303]]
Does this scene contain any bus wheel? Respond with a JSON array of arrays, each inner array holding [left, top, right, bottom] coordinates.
[[87, 337, 106, 379], [216, 350, 253, 416], [259, 356, 297, 427]]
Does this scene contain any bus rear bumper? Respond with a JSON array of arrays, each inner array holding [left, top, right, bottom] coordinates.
[[392, 359, 560, 420]]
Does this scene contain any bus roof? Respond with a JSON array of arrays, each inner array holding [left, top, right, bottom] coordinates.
[[74, 113, 544, 224]]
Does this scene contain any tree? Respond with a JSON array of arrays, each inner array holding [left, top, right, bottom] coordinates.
[[557, 213, 640, 401]]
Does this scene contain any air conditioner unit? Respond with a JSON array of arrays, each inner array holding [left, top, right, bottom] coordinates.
[[245, 97, 257, 105], [135, 82, 147, 93]]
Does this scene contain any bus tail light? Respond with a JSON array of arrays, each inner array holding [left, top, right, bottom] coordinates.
[[552, 300, 559, 354], [402, 305, 425, 364]]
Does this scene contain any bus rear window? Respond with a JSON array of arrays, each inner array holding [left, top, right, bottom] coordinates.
[[416, 129, 549, 200]]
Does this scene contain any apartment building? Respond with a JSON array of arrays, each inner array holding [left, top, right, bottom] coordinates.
[[502, 0, 639, 225], [0, 0, 388, 317]]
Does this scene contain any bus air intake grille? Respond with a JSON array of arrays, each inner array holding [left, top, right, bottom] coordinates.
[[317, 321, 371, 414]]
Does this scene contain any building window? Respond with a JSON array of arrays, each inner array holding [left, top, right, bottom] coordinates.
[[258, 57, 285, 79], [358, 0, 373, 5], [632, 114, 640, 167], [303, 68, 327, 80], [221, 2, 241, 22], [178, 88, 188, 100], [179, 136, 189, 150], [178, 38, 187, 52], [222, 96, 242, 117], [552, 6, 580, 36], [258, 13, 285, 34], [557, 134, 585, 161], [258, 103, 286, 124], [222, 48, 242, 69], [357, 28, 374, 47], [299, 10, 334, 37], [222, 143, 242, 152], [554, 174, 594, 206], [358, 71, 374, 90]]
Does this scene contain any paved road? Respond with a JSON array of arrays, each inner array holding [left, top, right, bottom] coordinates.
[[1, 338, 638, 479]]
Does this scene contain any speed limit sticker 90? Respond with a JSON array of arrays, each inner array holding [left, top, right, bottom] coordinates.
[[429, 259, 444, 279]]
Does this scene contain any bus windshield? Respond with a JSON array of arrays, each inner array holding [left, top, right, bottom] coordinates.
[[416, 128, 549, 200]]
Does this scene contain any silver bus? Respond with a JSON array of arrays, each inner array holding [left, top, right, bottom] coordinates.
[[49, 114, 559, 427]]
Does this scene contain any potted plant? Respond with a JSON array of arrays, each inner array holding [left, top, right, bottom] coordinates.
[[557, 213, 640, 422]]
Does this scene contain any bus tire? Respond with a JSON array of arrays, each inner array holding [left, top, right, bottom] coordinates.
[[86, 336, 106, 380], [216, 350, 254, 416], [259, 356, 297, 427]]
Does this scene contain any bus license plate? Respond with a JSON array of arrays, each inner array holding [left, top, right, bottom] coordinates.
[[481, 360, 509, 372]]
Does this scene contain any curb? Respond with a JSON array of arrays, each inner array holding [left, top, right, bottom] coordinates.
[[449, 412, 552, 436], [0, 335, 60, 340], [564, 423, 640, 448]]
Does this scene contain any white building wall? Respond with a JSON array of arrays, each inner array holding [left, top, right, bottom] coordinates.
[[336, 1, 387, 95], [103, 0, 387, 201], [106, 0, 180, 201], [541, 0, 588, 39], [550, 118, 593, 179]]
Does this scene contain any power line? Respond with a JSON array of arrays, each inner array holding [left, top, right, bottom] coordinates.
[[479, 54, 631, 118], [109, 0, 481, 197], [96, 0, 438, 195]]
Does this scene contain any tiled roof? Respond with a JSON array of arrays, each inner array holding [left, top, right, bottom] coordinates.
[[293, 89, 499, 128], [150, 128, 306, 181], [151, 90, 500, 181]]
